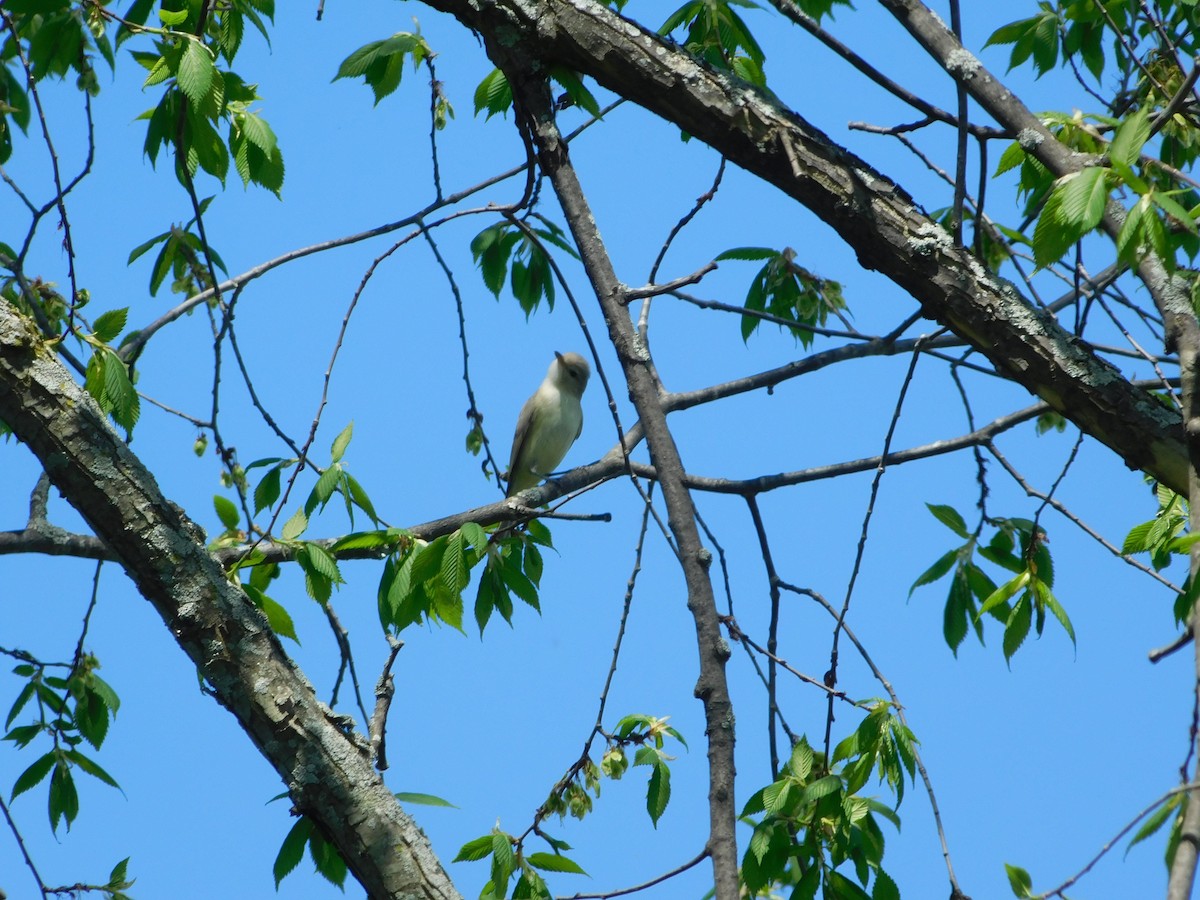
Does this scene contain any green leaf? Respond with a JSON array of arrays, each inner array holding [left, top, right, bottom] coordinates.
[[473, 67, 512, 119], [1110, 107, 1151, 169], [48, 762, 79, 832], [5, 681, 35, 731], [11, 751, 55, 800], [213, 494, 240, 530], [394, 791, 457, 808], [1126, 794, 1179, 854], [454, 834, 494, 863], [1005, 863, 1033, 898], [1040, 585, 1076, 647], [92, 308, 128, 344], [254, 465, 282, 514], [980, 570, 1031, 617], [157, 7, 188, 26], [646, 761, 671, 826], [1033, 179, 1076, 267], [176, 39, 215, 108], [281, 507, 308, 541], [548, 67, 601, 119], [1058, 166, 1109, 234], [64, 749, 120, 789], [330, 421, 354, 463], [872, 869, 900, 900], [909, 547, 958, 595], [1003, 595, 1033, 662], [274, 818, 311, 887], [926, 503, 969, 538], [244, 584, 299, 643], [526, 852, 587, 875], [308, 823, 348, 887]]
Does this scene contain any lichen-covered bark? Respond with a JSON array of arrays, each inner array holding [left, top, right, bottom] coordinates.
[[420, 0, 1188, 493], [0, 302, 460, 900]]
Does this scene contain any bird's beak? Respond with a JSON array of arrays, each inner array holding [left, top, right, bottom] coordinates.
[[554, 350, 564, 363]]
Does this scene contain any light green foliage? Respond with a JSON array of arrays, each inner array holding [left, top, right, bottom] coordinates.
[[737, 732, 904, 899], [470, 219, 578, 317], [456, 714, 682, 898], [988, 4, 1200, 271], [984, 3, 1062, 77], [0, 0, 115, 162], [334, 31, 431, 105], [108, 0, 285, 195], [80, 308, 140, 438], [4, 655, 121, 833], [716, 247, 847, 346], [127, 199, 230, 297], [911, 504, 1073, 662], [1122, 484, 1199, 624]]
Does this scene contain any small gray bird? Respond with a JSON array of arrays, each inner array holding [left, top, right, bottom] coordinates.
[[506, 351, 590, 497]]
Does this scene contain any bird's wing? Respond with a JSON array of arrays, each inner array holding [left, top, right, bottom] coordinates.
[[507, 395, 539, 494]]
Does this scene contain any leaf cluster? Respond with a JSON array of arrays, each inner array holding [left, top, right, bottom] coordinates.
[[5, 654, 121, 834], [470, 219, 578, 317], [128, 0, 283, 194], [1121, 483, 1200, 624], [333, 31, 431, 106], [738, 731, 904, 900], [717, 246, 847, 346], [0, 0, 117, 162], [660, 0, 768, 87], [911, 504, 1074, 663], [80, 306, 140, 438]]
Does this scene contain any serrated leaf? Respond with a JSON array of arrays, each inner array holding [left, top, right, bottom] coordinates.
[[1110, 107, 1151, 169], [274, 817, 311, 887], [473, 67, 512, 119], [254, 465, 282, 514], [64, 749, 120, 788], [330, 421, 353, 462], [526, 852, 587, 875], [1003, 595, 1033, 662], [1033, 180, 1077, 268], [176, 39, 215, 108], [5, 681, 35, 731], [11, 751, 55, 800], [92, 308, 128, 344], [646, 761, 670, 826], [1058, 166, 1109, 234], [280, 507, 308, 541], [980, 570, 1031, 616], [909, 547, 958, 595], [926, 503, 969, 538], [454, 834, 494, 862], [48, 762, 79, 831]]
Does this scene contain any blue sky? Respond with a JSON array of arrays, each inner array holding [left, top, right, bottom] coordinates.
[[0, 2, 1191, 898]]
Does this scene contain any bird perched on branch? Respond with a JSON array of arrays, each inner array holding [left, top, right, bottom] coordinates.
[[506, 351, 590, 497]]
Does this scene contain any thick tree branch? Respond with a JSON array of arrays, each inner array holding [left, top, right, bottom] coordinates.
[[0, 302, 461, 900]]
